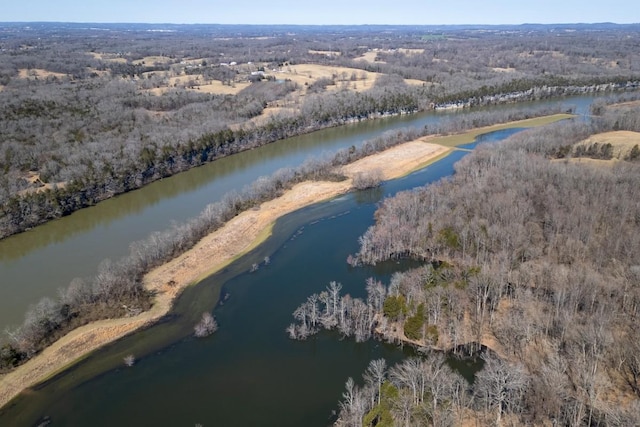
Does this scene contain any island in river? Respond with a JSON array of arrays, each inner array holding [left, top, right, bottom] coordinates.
[[0, 114, 572, 409]]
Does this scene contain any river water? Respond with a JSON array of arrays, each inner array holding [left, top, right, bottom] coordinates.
[[0, 96, 594, 330], [0, 96, 599, 425]]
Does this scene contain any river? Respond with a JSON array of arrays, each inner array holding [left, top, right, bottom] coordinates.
[[0, 96, 594, 331], [0, 96, 600, 425]]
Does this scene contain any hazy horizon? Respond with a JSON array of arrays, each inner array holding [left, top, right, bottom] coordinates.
[[3, 0, 638, 26]]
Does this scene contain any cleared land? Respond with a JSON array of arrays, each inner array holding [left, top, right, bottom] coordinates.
[[577, 130, 640, 158], [18, 69, 68, 79], [279, 63, 424, 93], [132, 55, 174, 65], [88, 52, 127, 63], [355, 51, 381, 62], [17, 172, 66, 196]]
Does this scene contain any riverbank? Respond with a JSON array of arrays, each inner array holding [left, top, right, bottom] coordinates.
[[0, 114, 570, 409], [0, 141, 448, 409]]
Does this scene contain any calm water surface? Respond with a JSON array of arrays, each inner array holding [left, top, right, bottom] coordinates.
[[0, 150, 472, 426], [0, 96, 594, 329], [0, 116, 557, 425]]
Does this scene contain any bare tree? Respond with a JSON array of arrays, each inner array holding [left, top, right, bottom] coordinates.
[[474, 353, 529, 426], [194, 312, 218, 338]]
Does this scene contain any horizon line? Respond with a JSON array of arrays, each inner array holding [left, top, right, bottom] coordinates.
[[1, 21, 639, 27]]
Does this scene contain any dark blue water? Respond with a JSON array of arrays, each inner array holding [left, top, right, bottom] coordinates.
[[0, 144, 473, 426]]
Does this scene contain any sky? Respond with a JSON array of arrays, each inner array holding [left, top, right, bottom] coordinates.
[[2, 0, 638, 26]]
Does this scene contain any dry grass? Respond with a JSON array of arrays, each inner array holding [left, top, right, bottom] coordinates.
[[491, 67, 516, 73], [18, 69, 68, 79], [194, 81, 251, 95], [235, 106, 299, 129], [145, 74, 251, 96], [88, 52, 127, 63], [18, 172, 66, 196], [355, 51, 381, 63], [132, 56, 174, 66], [577, 130, 640, 158], [280, 63, 424, 94], [607, 100, 640, 110]]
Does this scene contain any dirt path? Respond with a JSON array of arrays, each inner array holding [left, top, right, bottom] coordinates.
[[0, 139, 448, 409]]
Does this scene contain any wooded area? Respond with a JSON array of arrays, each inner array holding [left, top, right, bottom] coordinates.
[[288, 102, 640, 426], [1, 23, 639, 238]]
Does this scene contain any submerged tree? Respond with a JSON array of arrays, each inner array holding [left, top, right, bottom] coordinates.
[[194, 312, 218, 338]]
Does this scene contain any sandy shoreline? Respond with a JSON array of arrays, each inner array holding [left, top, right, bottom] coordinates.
[[0, 114, 571, 409], [0, 139, 449, 409]]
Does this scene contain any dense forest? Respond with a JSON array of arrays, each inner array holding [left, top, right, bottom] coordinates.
[[288, 101, 640, 425], [1, 23, 640, 238]]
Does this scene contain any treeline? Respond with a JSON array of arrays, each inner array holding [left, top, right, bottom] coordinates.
[[331, 108, 640, 424], [333, 352, 543, 427], [0, 80, 566, 239]]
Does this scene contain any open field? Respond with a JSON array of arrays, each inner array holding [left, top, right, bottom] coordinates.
[[356, 48, 423, 62], [18, 69, 68, 79], [279, 63, 424, 93], [132, 55, 175, 65], [146, 76, 251, 96], [355, 51, 381, 62], [141, 62, 425, 97], [17, 172, 66, 196], [88, 52, 127, 63], [577, 130, 640, 158]]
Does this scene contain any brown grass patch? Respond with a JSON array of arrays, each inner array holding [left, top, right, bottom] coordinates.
[[237, 106, 299, 129], [355, 51, 381, 63], [88, 52, 127, 63], [17, 172, 66, 196], [144, 73, 250, 96], [193, 81, 251, 95], [607, 100, 640, 110], [132, 56, 174, 66], [281, 63, 423, 94], [342, 141, 449, 180], [577, 130, 640, 159], [18, 69, 68, 79]]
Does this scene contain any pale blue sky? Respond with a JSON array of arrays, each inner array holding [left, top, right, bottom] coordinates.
[[2, 0, 638, 25]]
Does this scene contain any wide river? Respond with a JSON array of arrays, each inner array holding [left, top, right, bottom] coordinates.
[[0, 95, 598, 425]]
